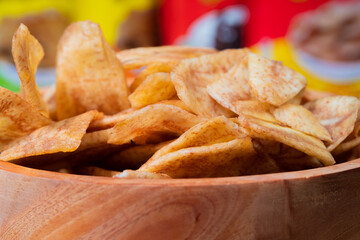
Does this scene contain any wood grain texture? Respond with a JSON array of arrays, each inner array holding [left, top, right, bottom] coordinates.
[[1, 160, 360, 240]]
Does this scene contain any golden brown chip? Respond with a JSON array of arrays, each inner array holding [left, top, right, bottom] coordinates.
[[332, 137, 360, 155], [158, 99, 192, 112], [237, 115, 335, 166], [172, 49, 249, 117], [0, 87, 51, 144], [12, 24, 49, 117], [139, 138, 261, 178], [78, 129, 111, 151], [108, 104, 203, 145], [304, 96, 360, 151], [40, 85, 57, 120], [302, 89, 336, 103], [130, 62, 176, 92], [147, 116, 246, 161], [207, 61, 251, 111], [56, 21, 130, 120], [272, 103, 332, 142], [129, 72, 176, 108], [0, 110, 102, 161], [88, 108, 135, 131], [114, 170, 170, 179], [248, 53, 307, 106], [235, 100, 279, 123], [116, 45, 216, 70]]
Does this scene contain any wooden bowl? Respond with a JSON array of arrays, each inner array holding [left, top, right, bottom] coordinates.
[[1, 160, 360, 240]]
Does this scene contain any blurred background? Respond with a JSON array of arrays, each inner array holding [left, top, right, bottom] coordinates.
[[0, 0, 359, 95]]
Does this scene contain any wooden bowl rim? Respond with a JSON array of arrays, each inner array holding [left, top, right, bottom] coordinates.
[[1, 159, 360, 186]]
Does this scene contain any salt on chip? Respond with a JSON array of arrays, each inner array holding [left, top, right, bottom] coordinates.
[[56, 21, 130, 120], [273, 103, 332, 142], [304, 96, 360, 151], [237, 115, 335, 166], [108, 104, 203, 145], [130, 62, 176, 92], [139, 138, 261, 178], [248, 53, 307, 106], [129, 72, 176, 108], [116, 45, 216, 70], [12, 24, 49, 117], [0, 110, 102, 161], [148, 116, 245, 161], [172, 49, 249, 118], [0, 87, 51, 144]]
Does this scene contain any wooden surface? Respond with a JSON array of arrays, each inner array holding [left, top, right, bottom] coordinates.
[[1, 160, 360, 240]]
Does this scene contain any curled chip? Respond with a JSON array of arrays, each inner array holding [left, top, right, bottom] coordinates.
[[273, 103, 332, 142], [116, 45, 216, 70], [56, 20, 130, 120], [248, 53, 307, 106], [237, 115, 335, 166], [0, 87, 51, 144], [235, 100, 279, 123], [140, 138, 260, 178], [172, 49, 249, 118], [305, 96, 360, 151], [12, 24, 49, 117], [108, 104, 203, 145], [0, 110, 102, 161], [129, 72, 176, 108]]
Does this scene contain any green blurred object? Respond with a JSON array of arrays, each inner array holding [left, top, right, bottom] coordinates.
[[0, 71, 19, 92]]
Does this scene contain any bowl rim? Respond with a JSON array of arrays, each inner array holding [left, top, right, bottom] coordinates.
[[1, 159, 360, 187]]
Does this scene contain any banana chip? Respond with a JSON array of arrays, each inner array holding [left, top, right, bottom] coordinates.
[[0, 87, 51, 144], [273, 103, 332, 142], [172, 49, 249, 117], [108, 104, 203, 145], [0, 110, 102, 161], [305, 96, 360, 151], [248, 53, 307, 106], [235, 100, 279, 123], [116, 45, 216, 70], [129, 72, 176, 108], [12, 24, 49, 117], [56, 21, 130, 120]]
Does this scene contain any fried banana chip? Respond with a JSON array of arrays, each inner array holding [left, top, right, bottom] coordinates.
[[237, 115, 335, 166], [332, 137, 360, 155], [148, 116, 246, 161], [130, 62, 176, 92], [114, 170, 170, 179], [305, 96, 360, 151], [129, 72, 176, 108], [207, 61, 251, 111], [248, 53, 307, 106], [0, 87, 51, 144], [139, 138, 260, 178], [273, 103, 332, 142], [172, 49, 249, 117], [12, 24, 49, 117], [108, 104, 203, 145], [56, 21, 130, 120], [116, 45, 216, 70], [40, 85, 57, 120], [0, 110, 102, 161], [235, 100, 279, 123], [88, 108, 135, 131]]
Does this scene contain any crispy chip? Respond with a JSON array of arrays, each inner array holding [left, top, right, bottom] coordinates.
[[207, 61, 251, 111], [302, 89, 336, 103], [116, 46, 216, 70], [139, 138, 261, 178], [235, 100, 279, 123], [114, 170, 170, 179], [12, 24, 49, 117], [248, 53, 307, 106], [172, 49, 249, 117], [129, 72, 176, 108], [332, 137, 360, 155], [0, 87, 51, 143], [130, 62, 176, 92], [304, 96, 360, 151], [88, 108, 135, 131], [56, 21, 130, 120], [158, 99, 192, 112], [273, 103, 332, 142], [40, 85, 57, 120], [147, 116, 246, 161], [0, 110, 102, 161], [237, 115, 335, 166], [108, 104, 203, 145]]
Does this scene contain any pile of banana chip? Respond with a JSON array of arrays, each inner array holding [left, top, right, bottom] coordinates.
[[1, 20, 360, 179]]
